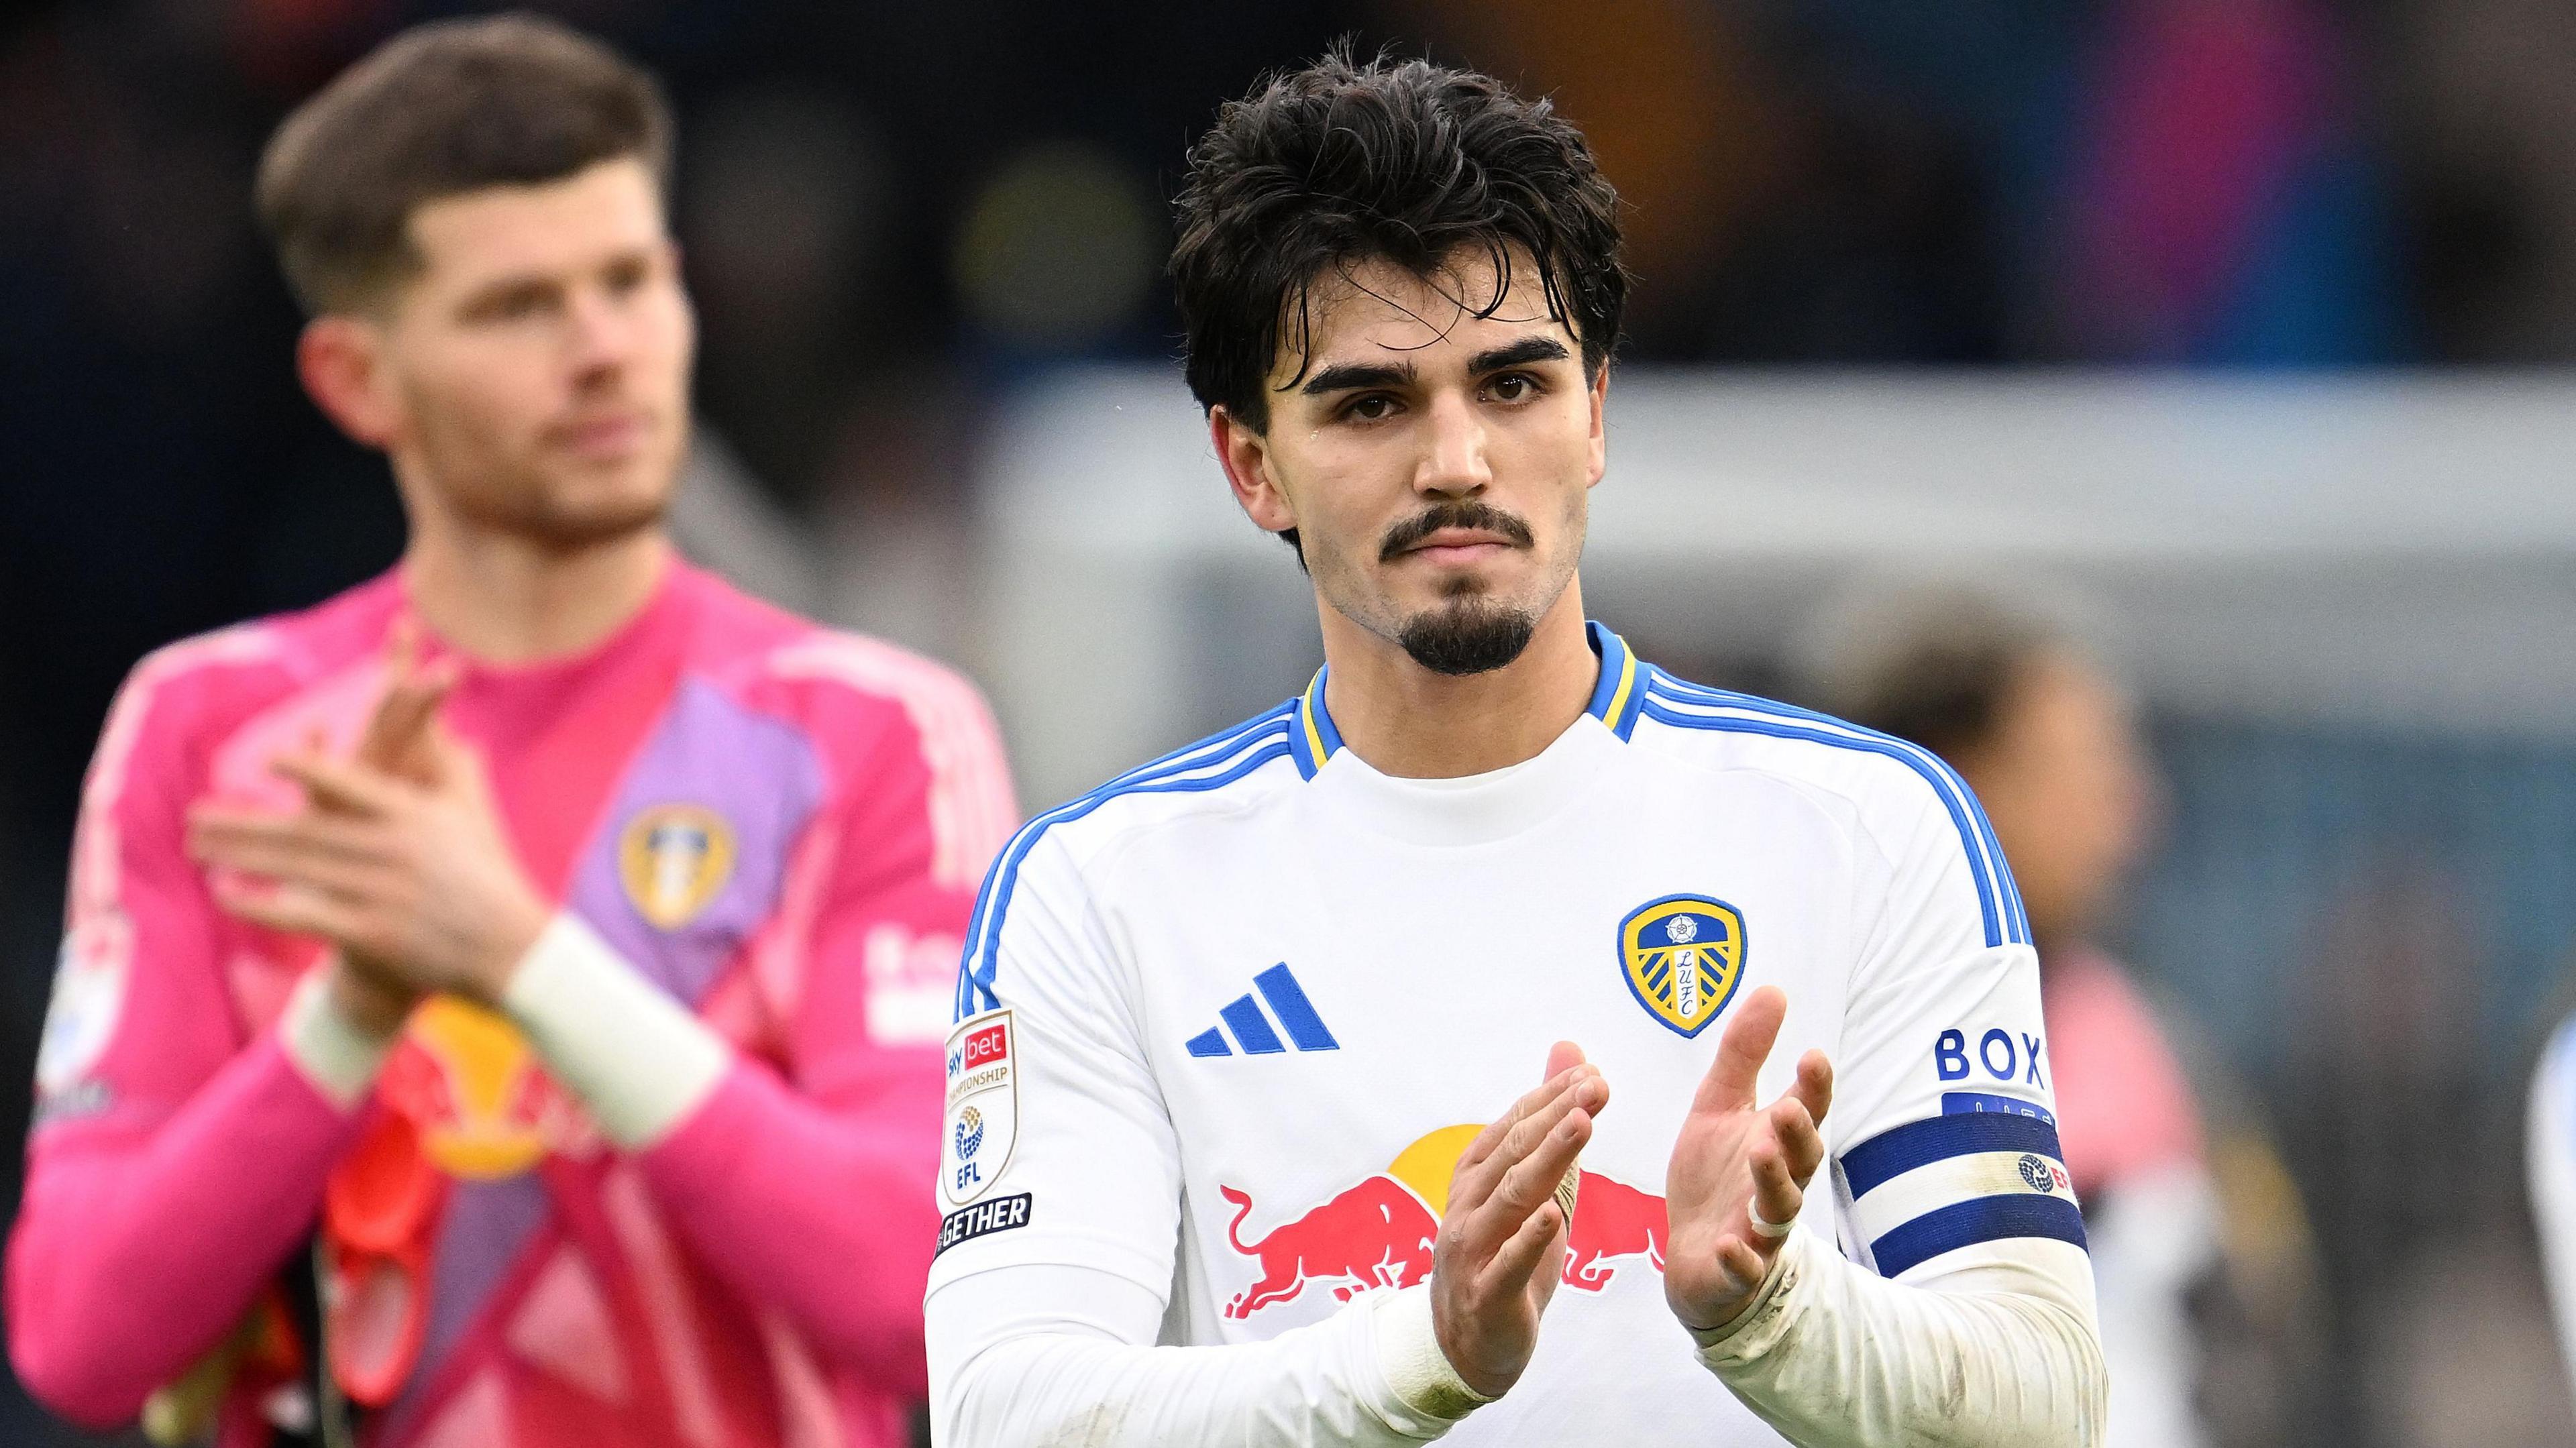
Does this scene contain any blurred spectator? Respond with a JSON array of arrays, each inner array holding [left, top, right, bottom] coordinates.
[[1792, 579, 2322, 1448]]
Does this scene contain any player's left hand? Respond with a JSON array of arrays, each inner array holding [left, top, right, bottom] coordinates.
[[187, 720, 550, 1005], [1661, 985, 1833, 1333]]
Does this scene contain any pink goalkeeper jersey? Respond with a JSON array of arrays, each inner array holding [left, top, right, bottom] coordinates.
[[7, 560, 1018, 1448]]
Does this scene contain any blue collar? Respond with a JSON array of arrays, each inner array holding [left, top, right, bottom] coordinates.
[[1289, 620, 1645, 781]]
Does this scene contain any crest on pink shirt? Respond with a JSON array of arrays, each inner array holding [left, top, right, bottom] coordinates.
[[619, 803, 738, 930]]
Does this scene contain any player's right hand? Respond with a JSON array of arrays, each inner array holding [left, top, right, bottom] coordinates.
[[325, 628, 458, 1038], [354, 622, 458, 787], [1430, 1041, 1607, 1400]]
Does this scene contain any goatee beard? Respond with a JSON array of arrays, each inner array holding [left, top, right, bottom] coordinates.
[[1398, 599, 1538, 676]]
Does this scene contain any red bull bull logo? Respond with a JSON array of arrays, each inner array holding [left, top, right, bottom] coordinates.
[[1560, 1169, 1667, 1290], [1217, 1125, 1671, 1321], [1220, 1178, 1438, 1318]]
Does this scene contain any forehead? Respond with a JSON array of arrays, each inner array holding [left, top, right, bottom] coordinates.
[[405, 157, 665, 288], [1280, 246, 1578, 382]]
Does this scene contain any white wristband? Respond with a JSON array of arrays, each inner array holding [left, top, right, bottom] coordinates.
[[499, 914, 730, 1149], [278, 969, 396, 1111]]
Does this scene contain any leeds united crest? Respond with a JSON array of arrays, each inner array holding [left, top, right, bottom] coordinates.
[[619, 803, 737, 930], [1617, 894, 1746, 1038]]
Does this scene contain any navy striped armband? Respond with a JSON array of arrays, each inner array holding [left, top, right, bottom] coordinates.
[[1839, 1112, 2087, 1278]]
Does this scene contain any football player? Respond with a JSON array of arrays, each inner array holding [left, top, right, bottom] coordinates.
[[9, 17, 1015, 1447], [924, 50, 2104, 1448]]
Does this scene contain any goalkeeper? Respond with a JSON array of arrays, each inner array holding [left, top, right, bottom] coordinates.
[[7, 16, 1016, 1448]]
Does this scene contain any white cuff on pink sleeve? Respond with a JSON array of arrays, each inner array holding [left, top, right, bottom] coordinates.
[[499, 913, 731, 1150], [278, 969, 396, 1111]]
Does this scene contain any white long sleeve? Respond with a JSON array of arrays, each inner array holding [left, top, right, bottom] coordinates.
[[1693, 1228, 2106, 1447], [929, 674, 2109, 1445], [928, 1266, 1481, 1447]]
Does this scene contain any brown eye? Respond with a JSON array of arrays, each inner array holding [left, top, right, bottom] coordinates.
[[1489, 374, 1532, 402], [1348, 396, 1395, 422]]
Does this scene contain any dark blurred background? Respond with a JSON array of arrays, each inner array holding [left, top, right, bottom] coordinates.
[[8, 1, 2576, 1444]]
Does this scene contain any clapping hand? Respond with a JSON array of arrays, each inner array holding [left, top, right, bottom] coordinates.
[[188, 633, 549, 1013], [1661, 986, 1834, 1333], [1430, 1042, 1608, 1398]]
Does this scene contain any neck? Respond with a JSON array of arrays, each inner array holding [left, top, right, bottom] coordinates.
[[397, 490, 672, 666], [1318, 583, 1597, 779]]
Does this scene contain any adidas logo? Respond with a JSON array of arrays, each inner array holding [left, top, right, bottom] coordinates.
[[1185, 964, 1340, 1057]]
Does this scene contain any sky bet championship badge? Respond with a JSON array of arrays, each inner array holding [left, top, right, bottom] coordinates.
[[619, 803, 737, 930], [941, 1009, 1019, 1208], [1618, 893, 1748, 1038]]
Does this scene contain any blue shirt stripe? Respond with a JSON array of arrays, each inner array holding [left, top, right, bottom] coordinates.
[[2542, 1016, 2576, 1162], [962, 704, 1289, 957], [1870, 1194, 2087, 1278], [1840, 1111, 2067, 1197], [1644, 673, 2014, 897], [1942, 1091, 2056, 1127], [956, 709, 1293, 1020], [1297, 622, 1646, 779], [960, 703, 1291, 970], [1638, 679, 2021, 950], [1644, 671, 2029, 945]]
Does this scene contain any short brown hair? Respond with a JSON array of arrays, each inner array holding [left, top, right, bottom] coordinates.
[[256, 13, 672, 314]]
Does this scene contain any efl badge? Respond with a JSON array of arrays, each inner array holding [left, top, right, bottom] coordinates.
[[619, 803, 737, 930], [34, 911, 133, 1099], [1617, 894, 1747, 1038], [942, 1009, 1019, 1208]]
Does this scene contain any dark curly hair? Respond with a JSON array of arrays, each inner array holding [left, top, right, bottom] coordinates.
[[1170, 48, 1628, 435]]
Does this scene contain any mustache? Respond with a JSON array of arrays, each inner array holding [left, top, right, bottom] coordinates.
[[1379, 501, 1536, 562]]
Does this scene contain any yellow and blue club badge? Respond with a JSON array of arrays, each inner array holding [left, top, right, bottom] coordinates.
[[619, 803, 737, 930], [1618, 893, 1747, 1037]]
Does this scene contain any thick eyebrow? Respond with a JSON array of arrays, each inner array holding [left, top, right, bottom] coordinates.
[[455, 272, 562, 317], [1467, 336, 1570, 374], [1300, 359, 1417, 396]]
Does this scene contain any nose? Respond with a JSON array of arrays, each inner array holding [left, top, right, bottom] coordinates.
[[564, 283, 636, 382], [1413, 389, 1492, 498]]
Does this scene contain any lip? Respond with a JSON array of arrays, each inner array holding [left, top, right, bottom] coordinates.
[[549, 410, 652, 459], [1399, 527, 1517, 565]]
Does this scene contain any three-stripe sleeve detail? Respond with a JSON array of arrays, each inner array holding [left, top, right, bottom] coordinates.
[[1636, 671, 2029, 950], [954, 706, 1295, 1020]]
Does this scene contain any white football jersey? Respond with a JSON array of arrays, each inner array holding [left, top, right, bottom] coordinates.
[[2528, 1015, 2576, 1406], [930, 624, 2081, 1444]]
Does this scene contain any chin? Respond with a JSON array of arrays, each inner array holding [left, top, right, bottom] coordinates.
[[1395, 592, 1542, 676], [519, 472, 673, 549]]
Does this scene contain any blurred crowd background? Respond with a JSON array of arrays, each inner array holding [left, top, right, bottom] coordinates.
[[8, 1, 2576, 1444]]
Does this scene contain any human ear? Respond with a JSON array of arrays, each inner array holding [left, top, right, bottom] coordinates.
[[296, 315, 402, 451], [1212, 405, 1299, 535]]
